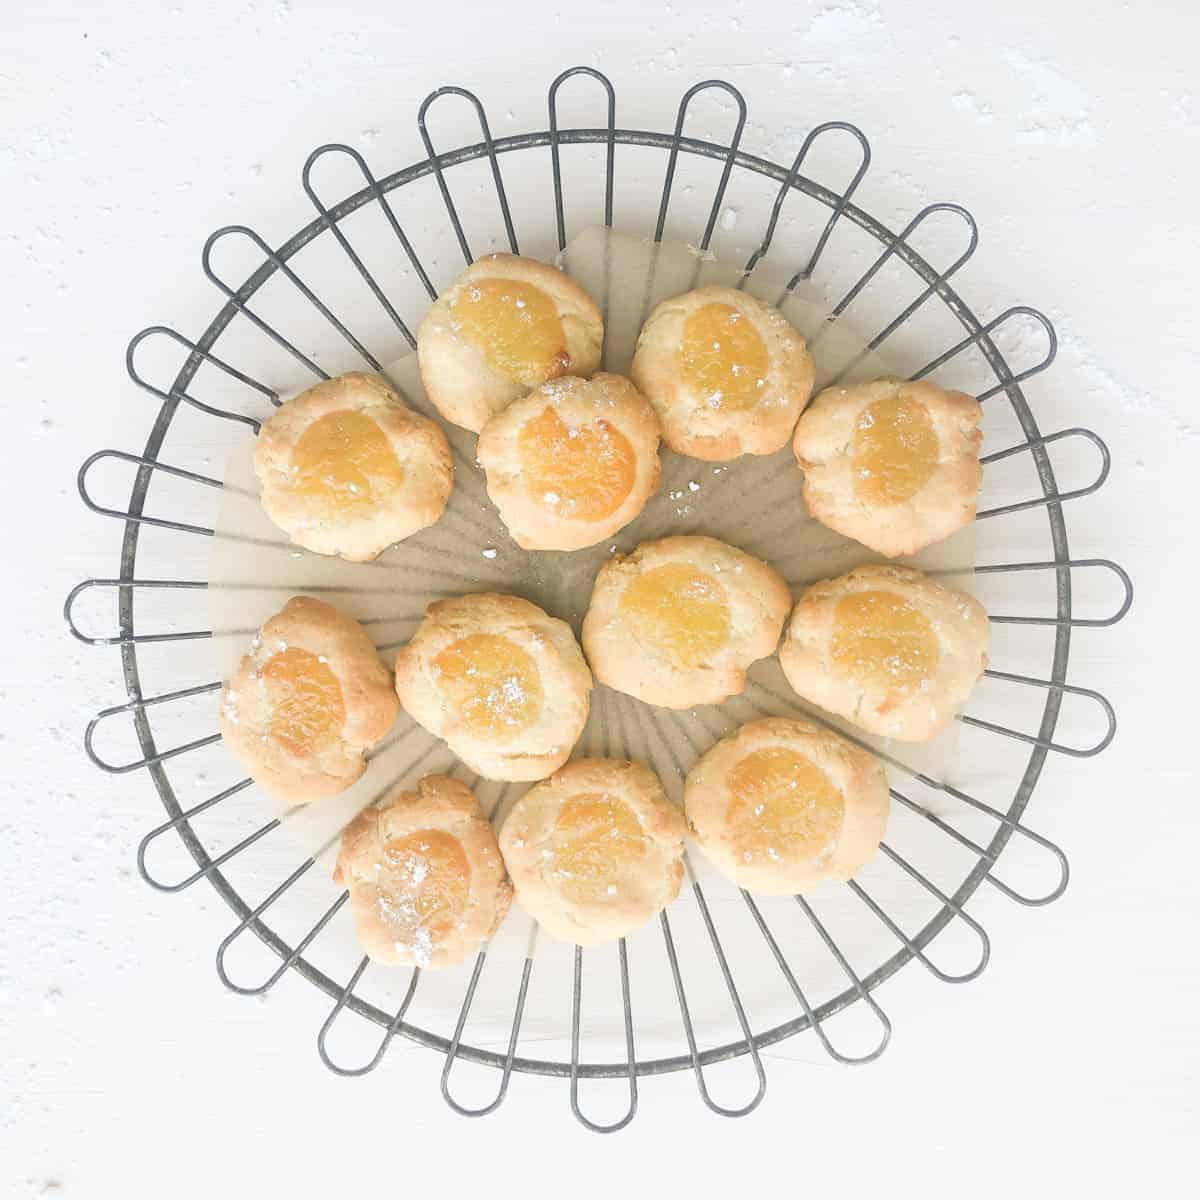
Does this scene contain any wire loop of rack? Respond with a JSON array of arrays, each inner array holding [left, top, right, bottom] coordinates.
[[70, 67, 1130, 1130]]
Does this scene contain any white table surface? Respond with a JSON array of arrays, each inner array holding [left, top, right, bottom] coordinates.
[[3, 1, 1198, 1195]]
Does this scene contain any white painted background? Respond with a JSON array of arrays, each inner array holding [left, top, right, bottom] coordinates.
[[2, 1, 1197, 1196]]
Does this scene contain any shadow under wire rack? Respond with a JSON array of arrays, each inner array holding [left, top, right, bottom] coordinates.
[[67, 67, 1130, 1132]]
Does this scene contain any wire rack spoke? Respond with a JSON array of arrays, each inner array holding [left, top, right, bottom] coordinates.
[[79, 454, 303, 557], [976, 558, 1133, 628], [202, 223, 384, 376], [740, 890, 888, 1065], [127, 324, 278, 431], [441, 948, 533, 1117], [78, 449, 224, 535], [161, 814, 284, 897], [891, 787, 1069, 907], [655, 79, 747, 250], [65, 578, 211, 646], [317, 956, 422, 1076], [303, 142, 438, 304], [83, 727, 219, 774], [301, 145, 421, 347], [418, 85, 518, 265], [978, 427, 1111, 518], [570, 940, 638, 1133], [961, 668, 1117, 758], [660, 897, 767, 1118], [816, 203, 978, 372], [136, 777, 255, 892], [848, 844, 990, 984], [796, 895, 893, 1053], [911, 304, 1057, 399], [84, 682, 221, 774], [216, 864, 345, 996], [549, 66, 616, 250], [937, 777, 1070, 897], [745, 121, 870, 282]]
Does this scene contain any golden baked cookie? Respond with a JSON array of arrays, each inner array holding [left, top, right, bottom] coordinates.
[[476, 373, 662, 551], [219, 597, 399, 806], [253, 371, 453, 562], [498, 758, 686, 945], [582, 535, 791, 709], [333, 774, 512, 969], [792, 378, 982, 557], [684, 717, 888, 896], [416, 253, 604, 433], [630, 284, 814, 460], [394, 593, 593, 782], [779, 563, 989, 742]]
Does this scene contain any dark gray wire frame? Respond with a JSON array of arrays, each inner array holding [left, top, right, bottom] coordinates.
[[75, 73, 1129, 1088]]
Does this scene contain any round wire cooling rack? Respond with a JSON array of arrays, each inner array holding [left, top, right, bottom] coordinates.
[[67, 67, 1133, 1131]]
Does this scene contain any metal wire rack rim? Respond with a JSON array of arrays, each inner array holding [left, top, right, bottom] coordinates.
[[72, 71, 1129, 1094]]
